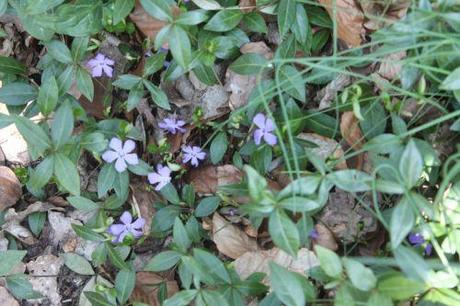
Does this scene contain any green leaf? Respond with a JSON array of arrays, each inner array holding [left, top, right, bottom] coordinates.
[[54, 152, 80, 196], [62, 253, 95, 275], [192, 0, 221, 10], [13, 115, 51, 155], [68, 196, 99, 211], [29, 155, 54, 189], [113, 0, 135, 24], [71, 36, 89, 61], [46, 40, 73, 64], [277, 0, 295, 36], [394, 245, 431, 282], [6, 274, 41, 299], [390, 196, 415, 249], [399, 140, 423, 188], [0, 0, 6, 16], [0, 113, 13, 129], [143, 80, 170, 110], [193, 249, 230, 283], [57, 65, 75, 95], [378, 271, 425, 300], [278, 65, 306, 102], [168, 25, 192, 69], [204, 9, 243, 32], [76, 67, 94, 101], [140, 0, 173, 21], [106, 243, 130, 270], [360, 101, 387, 140], [127, 88, 144, 111], [115, 269, 136, 304], [242, 12, 267, 33], [152, 206, 181, 232], [51, 102, 74, 148], [195, 197, 220, 217], [144, 53, 166, 77], [291, 4, 309, 44], [441, 67, 460, 90], [269, 209, 299, 256], [210, 132, 228, 164], [144, 251, 182, 272], [28, 212, 46, 236], [163, 290, 198, 306], [192, 64, 218, 85], [37, 76, 59, 115], [160, 183, 181, 204], [81, 132, 108, 153], [366, 292, 393, 306], [0, 56, 26, 75], [113, 74, 143, 90], [25, 0, 65, 14], [71, 224, 105, 241], [229, 53, 269, 75], [176, 10, 209, 26], [98, 164, 116, 198], [269, 262, 306, 306], [173, 217, 192, 252], [326, 170, 373, 192], [0, 251, 27, 276], [200, 290, 229, 306], [128, 159, 152, 176], [342, 258, 376, 291], [315, 245, 342, 278], [84, 291, 116, 306], [0, 82, 37, 105]]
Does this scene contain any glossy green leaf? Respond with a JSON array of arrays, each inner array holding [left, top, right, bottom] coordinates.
[[242, 12, 267, 33], [13, 115, 51, 155], [210, 132, 228, 164], [46, 40, 73, 64], [68, 196, 99, 211], [37, 76, 59, 115], [62, 253, 95, 275], [0, 251, 27, 276], [143, 80, 170, 110], [51, 102, 74, 148], [71, 224, 105, 241], [269, 209, 299, 256], [315, 245, 342, 278], [176, 10, 209, 26], [6, 274, 41, 299], [278, 64, 306, 102], [269, 262, 306, 306], [168, 25, 192, 69], [115, 269, 136, 304], [144, 251, 182, 272], [277, 0, 295, 36], [229, 53, 269, 75], [173, 217, 192, 252], [76, 67, 94, 101], [204, 9, 243, 32], [29, 155, 54, 189], [343, 258, 376, 291], [390, 196, 415, 249], [54, 152, 80, 196], [140, 0, 172, 21], [441, 67, 460, 90], [399, 140, 423, 188], [0, 82, 37, 106], [113, 0, 135, 24], [195, 197, 220, 217], [0, 56, 26, 75]]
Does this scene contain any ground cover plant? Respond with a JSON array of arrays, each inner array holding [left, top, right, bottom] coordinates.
[[0, 0, 460, 305]]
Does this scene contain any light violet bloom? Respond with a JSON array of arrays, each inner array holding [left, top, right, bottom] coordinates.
[[87, 53, 114, 78], [158, 116, 186, 134], [148, 164, 172, 191], [182, 145, 206, 167], [253, 113, 277, 146], [107, 211, 145, 243], [102, 138, 139, 173]]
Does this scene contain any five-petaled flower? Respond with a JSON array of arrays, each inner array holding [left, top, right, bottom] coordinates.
[[102, 138, 139, 173], [253, 113, 277, 146], [408, 232, 432, 256], [158, 116, 186, 134], [107, 211, 145, 243], [148, 164, 172, 190], [87, 53, 114, 78], [182, 145, 206, 167]]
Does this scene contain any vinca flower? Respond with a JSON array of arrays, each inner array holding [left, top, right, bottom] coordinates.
[[182, 145, 206, 167], [253, 113, 277, 146], [102, 138, 139, 173], [107, 211, 145, 243], [87, 53, 114, 78], [408, 232, 432, 256], [148, 164, 172, 190], [309, 229, 319, 240], [158, 116, 186, 134]]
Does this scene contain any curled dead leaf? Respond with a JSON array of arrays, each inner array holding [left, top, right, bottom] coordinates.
[[313, 223, 338, 251], [212, 213, 258, 259], [186, 165, 243, 195], [340, 111, 364, 150], [234, 247, 319, 283], [377, 51, 406, 80], [0, 166, 22, 211], [360, 0, 410, 30], [130, 0, 167, 39], [297, 133, 347, 169], [130, 180, 161, 233], [131, 272, 178, 305], [319, 0, 364, 47]]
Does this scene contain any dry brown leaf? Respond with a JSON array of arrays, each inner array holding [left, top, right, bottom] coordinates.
[[319, 0, 364, 47], [131, 272, 178, 305], [340, 111, 364, 150], [186, 165, 242, 195], [297, 133, 347, 169], [212, 213, 258, 259], [234, 248, 319, 283], [316, 74, 352, 110], [0, 166, 22, 211], [0, 286, 18, 306], [130, 180, 161, 233], [0, 104, 31, 165], [130, 0, 167, 39], [360, 0, 410, 30], [378, 51, 406, 80], [26, 255, 63, 306], [239, 0, 256, 13], [313, 223, 338, 251]]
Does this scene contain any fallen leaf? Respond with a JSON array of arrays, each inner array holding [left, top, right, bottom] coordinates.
[[234, 247, 319, 283], [378, 51, 406, 80], [26, 255, 63, 306], [186, 165, 242, 195], [297, 133, 347, 169], [240, 42, 274, 60], [131, 272, 178, 305], [313, 223, 338, 251], [130, 180, 161, 233], [130, 0, 167, 39], [0, 286, 18, 306], [212, 213, 258, 259], [0, 166, 22, 211], [316, 74, 352, 110], [239, 0, 256, 13], [360, 0, 410, 30], [319, 0, 364, 47], [340, 111, 364, 150], [0, 104, 31, 165]]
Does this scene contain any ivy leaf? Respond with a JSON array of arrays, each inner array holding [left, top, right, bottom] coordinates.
[[204, 9, 243, 32], [168, 25, 192, 69], [54, 153, 80, 196]]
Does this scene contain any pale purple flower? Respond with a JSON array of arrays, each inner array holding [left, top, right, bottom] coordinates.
[[424, 243, 432, 256], [87, 53, 114, 78], [182, 145, 206, 167], [158, 117, 186, 134], [253, 113, 277, 146], [148, 164, 172, 191], [408, 232, 425, 246], [107, 211, 145, 243], [309, 229, 319, 240], [102, 138, 139, 173]]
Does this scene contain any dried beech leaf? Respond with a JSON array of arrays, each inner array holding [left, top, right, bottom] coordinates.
[[234, 248, 319, 283], [0, 166, 22, 211], [130, 272, 178, 305], [297, 133, 347, 169], [212, 213, 258, 259], [360, 0, 410, 30], [340, 111, 364, 150], [187, 165, 243, 195], [319, 0, 364, 47], [312, 223, 338, 251], [130, 0, 167, 39], [131, 180, 161, 233]]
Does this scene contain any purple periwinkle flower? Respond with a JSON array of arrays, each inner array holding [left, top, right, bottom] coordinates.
[[408, 232, 425, 246], [424, 243, 433, 256], [158, 116, 186, 134], [148, 164, 172, 191], [182, 145, 206, 167], [87, 53, 114, 78], [107, 211, 145, 243], [309, 229, 319, 240], [102, 138, 139, 173], [253, 113, 277, 146]]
